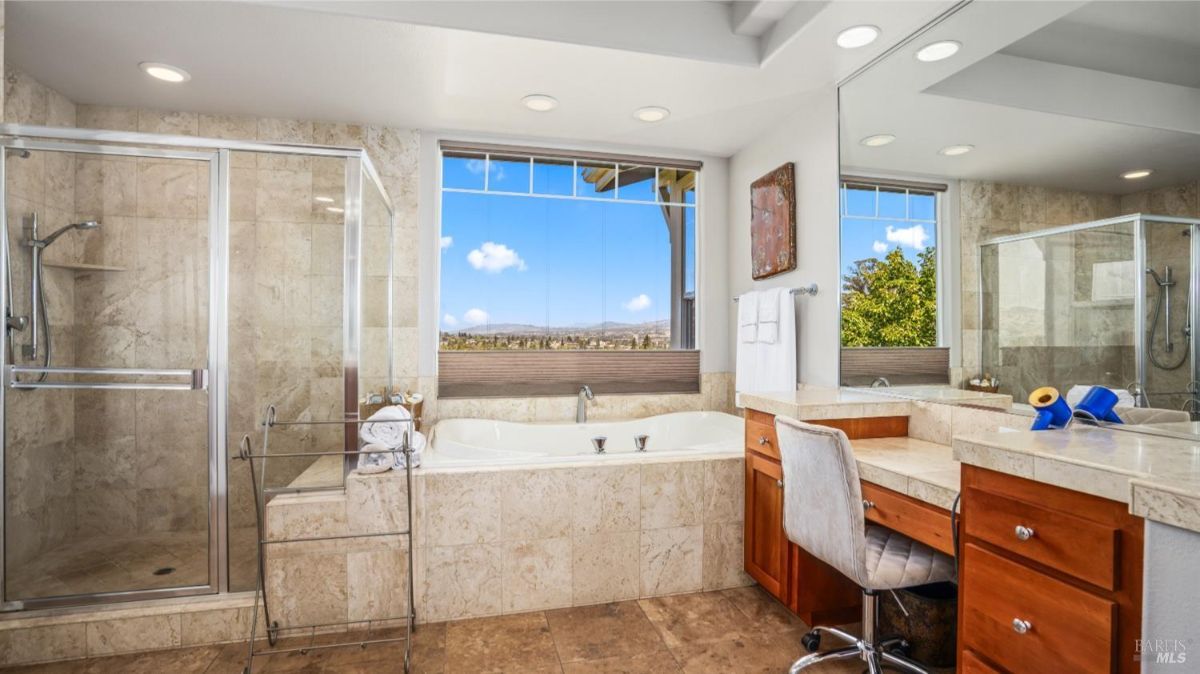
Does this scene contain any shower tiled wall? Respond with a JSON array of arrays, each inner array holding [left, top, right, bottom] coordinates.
[[960, 180, 1126, 391], [2, 66, 79, 566]]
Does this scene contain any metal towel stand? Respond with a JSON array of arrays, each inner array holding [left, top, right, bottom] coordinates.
[[236, 404, 416, 673], [731, 284, 818, 301]]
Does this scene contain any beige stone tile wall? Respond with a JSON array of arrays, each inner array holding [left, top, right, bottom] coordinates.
[[262, 456, 750, 629], [2, 66, 79, 567]]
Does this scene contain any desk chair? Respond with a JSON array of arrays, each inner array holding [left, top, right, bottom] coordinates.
[[775, 416, 955, 674]]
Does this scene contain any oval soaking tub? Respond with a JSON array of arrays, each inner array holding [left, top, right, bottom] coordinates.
[[427, 410, 744, 467]]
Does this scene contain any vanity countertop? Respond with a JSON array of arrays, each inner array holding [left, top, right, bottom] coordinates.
[[738, 386, 912, 420], [851, 436, 960, 511], [954, 426, 1200, 533]]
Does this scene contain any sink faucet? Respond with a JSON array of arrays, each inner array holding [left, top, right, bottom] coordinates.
[[577, 385, 594, 423]]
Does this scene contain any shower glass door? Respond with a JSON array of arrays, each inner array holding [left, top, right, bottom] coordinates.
[[2, 141, 219, 608]]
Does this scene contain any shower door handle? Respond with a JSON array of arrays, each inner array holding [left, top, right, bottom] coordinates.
[[6, 366, 208, 391]]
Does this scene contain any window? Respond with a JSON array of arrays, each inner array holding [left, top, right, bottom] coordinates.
[[438, 143, 699, 397], [839, 180, 940, 347], [838, 178, 950, 386]]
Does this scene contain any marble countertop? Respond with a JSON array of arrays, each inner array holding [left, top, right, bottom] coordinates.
[[954, 425, 1200, 533], [860, 385, 1013, 409], [738, 386, 912, 421], [851, 436, 960, 511]]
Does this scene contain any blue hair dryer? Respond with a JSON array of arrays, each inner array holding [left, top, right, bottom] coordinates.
[[1073, 386, 1124, 424], [1029, 387, 1072, 430]]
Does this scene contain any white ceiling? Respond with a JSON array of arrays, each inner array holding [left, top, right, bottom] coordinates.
[[7, 0, 950, 157], [841, 0, 1200, 195]]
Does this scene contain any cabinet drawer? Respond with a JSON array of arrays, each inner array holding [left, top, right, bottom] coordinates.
[[862, 482, 954, 556], [961, 650, 1004, 674], [745, 410, 779, 459], [961, 543, 1115, 674], [966, 487, 1119, 590]]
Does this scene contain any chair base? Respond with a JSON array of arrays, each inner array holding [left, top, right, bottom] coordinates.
[[789, 590, 932, 674]]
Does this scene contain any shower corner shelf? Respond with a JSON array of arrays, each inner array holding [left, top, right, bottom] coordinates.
[[43, 261, 126, 273], [236, 404, 416, 674]]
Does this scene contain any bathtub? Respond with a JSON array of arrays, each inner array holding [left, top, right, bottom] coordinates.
[[427, 411, 744, 467]]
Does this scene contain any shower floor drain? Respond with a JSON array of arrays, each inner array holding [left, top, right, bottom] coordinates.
[[153, 567, 175, 576]]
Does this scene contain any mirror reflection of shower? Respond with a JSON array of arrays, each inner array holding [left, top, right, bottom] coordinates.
[[3, 210, 101, 380]]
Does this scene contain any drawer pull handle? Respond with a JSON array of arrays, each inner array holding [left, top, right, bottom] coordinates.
[[776, 479, 784, 489], [863, 500, 875, 510], [1012, 618, 1032, 635], [1014, 525, 1036, 541], [758, 436, 770, 446]]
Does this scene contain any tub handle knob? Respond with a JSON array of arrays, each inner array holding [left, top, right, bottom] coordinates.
[[591, 436, 607, 454], [634, 434, 649, 452]]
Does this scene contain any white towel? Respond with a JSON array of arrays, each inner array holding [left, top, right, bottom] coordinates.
[[757, 287, 785, 344], [360, 405, 413, 448], [735, 288, 797, 394], [395, 431, 426, 469], [737, 292, 758, 343], [356, 442, 395, 474]]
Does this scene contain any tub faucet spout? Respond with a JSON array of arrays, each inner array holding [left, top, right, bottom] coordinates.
[[577, 385, 594, 423]]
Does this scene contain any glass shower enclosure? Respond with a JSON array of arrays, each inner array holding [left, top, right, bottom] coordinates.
[[0, 124, 396, 611], [980, 214, 1200, 414]]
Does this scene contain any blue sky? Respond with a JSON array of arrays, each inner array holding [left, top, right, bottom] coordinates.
[[440, 156, 695, 330], [840, 186, 937, 270]]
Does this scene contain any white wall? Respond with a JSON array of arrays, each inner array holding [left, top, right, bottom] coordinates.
[[418, 130, 732, 379], [726, 86, 841, 387]]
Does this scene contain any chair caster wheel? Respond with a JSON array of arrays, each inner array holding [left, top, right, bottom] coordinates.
[[801, 630, 821, 652], [889, 639, 911, 657]]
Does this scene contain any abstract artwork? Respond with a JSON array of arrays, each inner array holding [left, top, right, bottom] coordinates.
[[750, 162, 796, 280]]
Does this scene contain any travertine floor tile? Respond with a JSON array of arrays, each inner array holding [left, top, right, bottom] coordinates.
[[545, 602, 666, 664], [637, 592, 746, 651], [444, 612, 561, 674]]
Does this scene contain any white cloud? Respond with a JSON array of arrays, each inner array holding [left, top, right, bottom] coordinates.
[[885, 224, 930, 250], [467, 241, 527, 273], [442, 313, 458, 327], [463, 308, 489, 325], [872, 240, 888, 254], [623, 294, 652, 312], [440, 235, 454, 250], [464, 158, 485, 175]]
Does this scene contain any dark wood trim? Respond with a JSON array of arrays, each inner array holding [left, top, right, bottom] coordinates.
[[438, 350, 700, 398]]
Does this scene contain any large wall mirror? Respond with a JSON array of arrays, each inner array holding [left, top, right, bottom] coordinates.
[[838, 1, 1200, 438]]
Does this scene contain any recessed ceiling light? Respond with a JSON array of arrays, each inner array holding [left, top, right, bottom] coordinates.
[[634, 106, 671, 122], [939, 144, 974, 156], [326, 206, 345, 214], [139, 62, 190, 83], [521, 94, 559, 112], [1122, 169, 1153, 180], [314, 196, 335, 203], [916, 40, 961, 62], [836, 25, 880, 49], [860, 134, 896, 147]]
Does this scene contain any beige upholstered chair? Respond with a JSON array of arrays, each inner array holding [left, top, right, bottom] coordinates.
[[775, 416, 955, 674]]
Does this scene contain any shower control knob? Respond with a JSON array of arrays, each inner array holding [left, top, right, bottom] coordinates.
[[634, 434, 649, 452], [591, 436, 607, 454]]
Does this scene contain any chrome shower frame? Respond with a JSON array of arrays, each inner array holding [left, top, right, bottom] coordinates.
[[0, 124, 396, 612], [978, 213, 1200, 412]]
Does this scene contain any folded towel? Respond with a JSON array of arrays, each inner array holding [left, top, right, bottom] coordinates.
[[757, 288, 786, 344], [360, 405, 413, 448], [356, 442, 395, 474], [737, 292, 758, 343]]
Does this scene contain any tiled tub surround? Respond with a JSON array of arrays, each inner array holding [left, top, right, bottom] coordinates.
[[263, 451, 751, 631]]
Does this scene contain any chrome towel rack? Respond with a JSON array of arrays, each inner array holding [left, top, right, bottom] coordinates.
[[732, 283, 818, 301], [235, 403, 416, 674]]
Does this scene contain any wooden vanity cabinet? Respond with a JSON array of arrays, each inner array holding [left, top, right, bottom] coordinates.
[[742, 409, 862, 625], [958, 465, 1143, 674]]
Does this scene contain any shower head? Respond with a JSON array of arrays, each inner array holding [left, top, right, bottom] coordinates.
[[37, 220, 101, 247]]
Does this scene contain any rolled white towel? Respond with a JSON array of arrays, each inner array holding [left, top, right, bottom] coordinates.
[[360, 405, 413, 448], [356, 442, 395, 474], [393, 431, 426, 469]]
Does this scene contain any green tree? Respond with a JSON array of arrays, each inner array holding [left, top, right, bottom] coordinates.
[[841, 246, 937, 347]]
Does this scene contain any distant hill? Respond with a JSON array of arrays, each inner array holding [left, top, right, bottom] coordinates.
[[448, 319, 669, 336]]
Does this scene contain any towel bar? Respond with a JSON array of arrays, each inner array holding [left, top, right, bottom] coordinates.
[[733, 284, 818, 301]]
